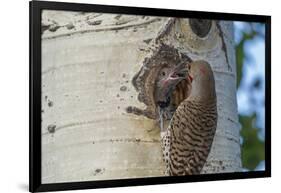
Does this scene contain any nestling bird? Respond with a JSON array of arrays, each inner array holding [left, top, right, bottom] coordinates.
[[155, 60, 190, 110], [155, 60, 217, 176]]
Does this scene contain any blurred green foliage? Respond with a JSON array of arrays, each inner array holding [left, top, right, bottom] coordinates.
[[239, 114, 265, 170], [235, 23, 265, 170]]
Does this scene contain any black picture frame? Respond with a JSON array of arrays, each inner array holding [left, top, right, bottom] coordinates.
[[29, 1, 271, 192]]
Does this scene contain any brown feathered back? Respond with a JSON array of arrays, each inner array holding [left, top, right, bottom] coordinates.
[[161, 60, 217, 175]]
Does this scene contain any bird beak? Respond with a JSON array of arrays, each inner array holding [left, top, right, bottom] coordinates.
[[167, 66, 189, 82]]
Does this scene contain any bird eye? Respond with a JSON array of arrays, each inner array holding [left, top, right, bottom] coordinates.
[[162, 71, 166, 76]]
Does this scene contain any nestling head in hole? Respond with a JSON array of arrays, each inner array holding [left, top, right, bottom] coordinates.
[[154, 60, 193, 110]]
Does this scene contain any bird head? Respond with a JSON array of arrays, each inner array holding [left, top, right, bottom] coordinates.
[[155, 61, 192, 109], [187, 60, 216, 101]]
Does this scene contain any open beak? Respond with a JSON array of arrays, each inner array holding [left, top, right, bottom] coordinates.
[[166, 65, 189, 83], [156, 63, 191, 109]]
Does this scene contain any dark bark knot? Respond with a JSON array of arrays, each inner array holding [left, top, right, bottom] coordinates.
[[189, 19, 212, 38]]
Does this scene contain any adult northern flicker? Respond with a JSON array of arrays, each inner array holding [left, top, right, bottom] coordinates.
[[155, 60, 217, 176]]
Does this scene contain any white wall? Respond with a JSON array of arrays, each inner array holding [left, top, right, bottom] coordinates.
[[0, 0, 278, 192]]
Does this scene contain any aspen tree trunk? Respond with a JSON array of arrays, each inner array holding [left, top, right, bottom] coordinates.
[[41, 10, 241, 183]]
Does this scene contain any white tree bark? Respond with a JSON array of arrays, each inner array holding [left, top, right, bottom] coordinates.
[[41, 10, 241, 184]]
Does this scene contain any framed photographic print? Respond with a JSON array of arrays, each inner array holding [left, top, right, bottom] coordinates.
[[29, 0, 271, 192]]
